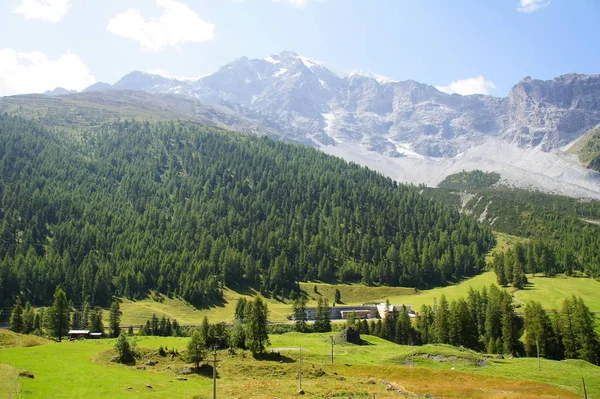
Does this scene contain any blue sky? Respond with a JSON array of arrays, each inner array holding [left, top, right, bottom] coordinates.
[[0, 0, 598, 97]]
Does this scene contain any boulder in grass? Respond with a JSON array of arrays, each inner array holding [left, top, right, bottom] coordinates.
[[19, 371, 34, 379]]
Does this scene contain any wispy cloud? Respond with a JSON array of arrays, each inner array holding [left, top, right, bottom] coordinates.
[[0, 49, 95, 96], [107, 0, 215, 52], [14, 0, 72, 23], [272, 0, 323, 8], [517, 0, 550, 13], [435, 76, 496, 96]]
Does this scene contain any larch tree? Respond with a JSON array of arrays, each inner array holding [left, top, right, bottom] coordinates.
[[46, 288, 70, 342]]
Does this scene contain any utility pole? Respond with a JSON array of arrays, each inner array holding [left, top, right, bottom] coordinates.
[[207, 348, 221, 399], [330, 335, 334, 364], [298, 345, 303, 393], [536, 339, 540, 372]]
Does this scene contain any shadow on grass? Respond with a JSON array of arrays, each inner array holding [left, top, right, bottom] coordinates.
[[253, 351, 296, 363], [196, 364, 219, 378]]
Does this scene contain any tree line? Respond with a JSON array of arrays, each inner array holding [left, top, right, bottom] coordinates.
[[343, 285, 600, 365], [0, 115, 494, 309]]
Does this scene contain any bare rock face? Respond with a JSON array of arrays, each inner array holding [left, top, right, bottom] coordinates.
[[504, 74, 600, 150]]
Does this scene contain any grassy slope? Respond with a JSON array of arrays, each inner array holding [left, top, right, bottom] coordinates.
[[0, 330, 51, 349], [567, 125, 600, 166], [0, 332, 597, 398], [120, 269, 600, 325]]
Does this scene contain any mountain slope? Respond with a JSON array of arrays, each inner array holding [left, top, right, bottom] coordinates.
[[0, 115, 494, 307], [28, 51, 600, 198]]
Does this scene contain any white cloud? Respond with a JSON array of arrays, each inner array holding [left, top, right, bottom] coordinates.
[[14, 0, 72, 23], [107, 0, 215, 51], [272, 0, 322, 7], [0, 49, 95, 96], [435, 76, 497, 96], [517, 0, 550, 13]]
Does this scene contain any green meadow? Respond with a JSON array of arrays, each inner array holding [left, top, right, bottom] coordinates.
[[0, 330, 598, 399], [119, 269, 600, 326]]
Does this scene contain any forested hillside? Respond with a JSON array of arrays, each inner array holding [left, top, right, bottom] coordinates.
[[424, 186, 600, 276], [0, 115, 494, 308]]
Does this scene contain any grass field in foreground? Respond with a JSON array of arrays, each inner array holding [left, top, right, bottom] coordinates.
[[0, 331, 598, 399]]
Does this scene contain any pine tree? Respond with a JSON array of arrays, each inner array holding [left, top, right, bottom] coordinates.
[[90, 307, 103, 334], [314, 297, 331, 333], [82, 301, 91, 330], [172, 319, 181, 337], [71, 308, 82, 330], [200, 316, 210, 343], [115, 333, 135, 363], [9, 298, 24, 333], [23, 302, 35, 334], [187, 330, 207, 369], [151, 314, 159, 336], [395, 306, 414, 345], [109, 301, 121, 338], [230, 318, 246, 349], [571, 296, 600, 364], [234, 298, 248, 321], [523, 301, 561, 360], [433, 295, 450, 344], [246, 296, 269, 355], [46, 288, 70, 342], [165, 319, 173, 337], [452, 298, 479, 350], [501, 300, 520, 356], [292, 295, 308, 332]]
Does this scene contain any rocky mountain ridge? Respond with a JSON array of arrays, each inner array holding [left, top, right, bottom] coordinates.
[[82, 52, 600, 161]]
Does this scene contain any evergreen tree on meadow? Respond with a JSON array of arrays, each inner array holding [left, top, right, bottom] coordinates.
[[46, 288, 70, 342], [235, 298, 248, 321], [109, 301, 121, 338], [395, 306, 415, 345], [523, 301, 562, 360], [292, 295, 308, 332], [200, 316, 210, 343], [230, 318, 246, 349], [314, 297, 331, 333], [23, 302, 35, 334], [90, 307, 104, 334], [416, 304, 434, 344], [559, 296, 600, 364], [81, 301, 91, 330], [501, 299, 521, 356], [9, 298, 24, 333], [71, 307, 82, 330], [187, 330, 207, 369], [245, 296, 270, 355], [433, 295, 450, 344]]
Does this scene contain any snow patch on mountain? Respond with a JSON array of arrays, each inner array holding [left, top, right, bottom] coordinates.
[[344, 69, 397, 84]]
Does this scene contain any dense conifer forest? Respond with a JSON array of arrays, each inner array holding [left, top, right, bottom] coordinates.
[[0, 115, 494, 308], [427, 174, 600, 276]]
